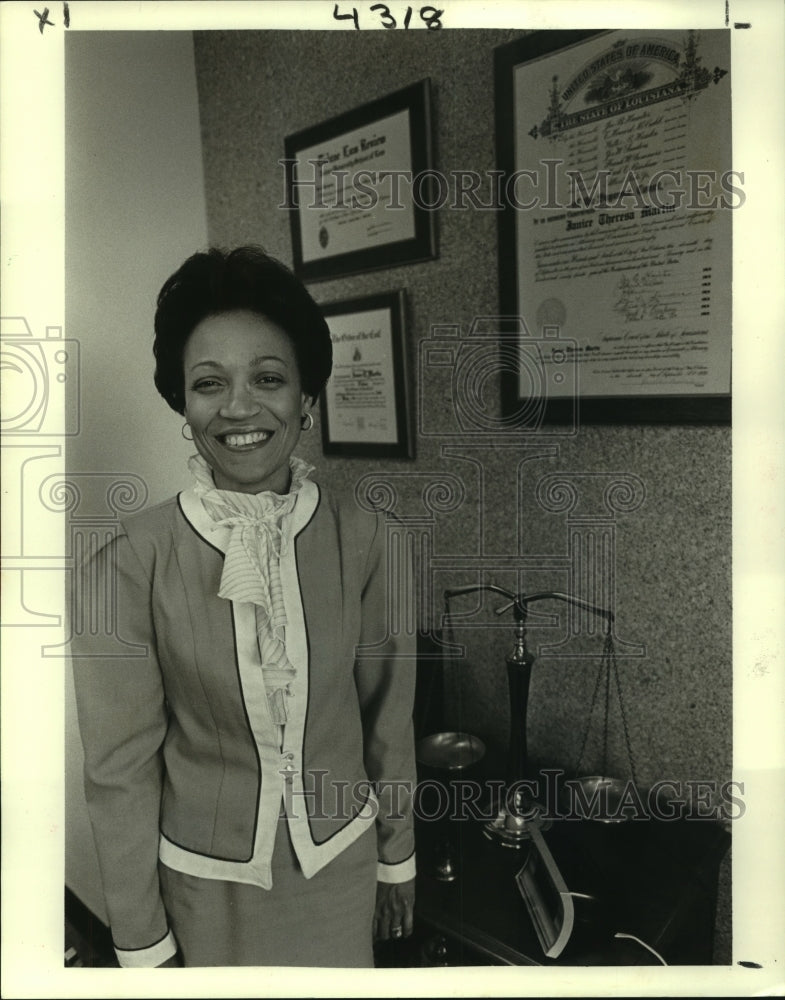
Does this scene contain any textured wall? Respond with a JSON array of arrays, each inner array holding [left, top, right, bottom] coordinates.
[[192, 29, 731, 960], [64, 30, 210, 918]]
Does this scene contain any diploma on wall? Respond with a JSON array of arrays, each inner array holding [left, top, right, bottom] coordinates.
[[327, 309, 398, 443], [284, 81, 436, 282], [319, 291, 413, 459], [496, 29, 733, 424], [294, 109, 416, 262]]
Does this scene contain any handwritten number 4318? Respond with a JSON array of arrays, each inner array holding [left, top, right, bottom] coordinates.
[[334, 4, 443, 29]]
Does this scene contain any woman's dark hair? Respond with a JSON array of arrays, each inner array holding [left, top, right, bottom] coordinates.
[[153, 246, 333, 414]]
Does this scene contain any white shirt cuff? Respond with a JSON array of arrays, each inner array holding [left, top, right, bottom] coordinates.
[[377, 853, 416, 884], [115, 929, 177, 968]]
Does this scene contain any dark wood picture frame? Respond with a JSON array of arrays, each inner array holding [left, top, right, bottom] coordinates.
[[319, 290, 413, 459], [495, 30, 732, 425], [284, 80, 437, 283]]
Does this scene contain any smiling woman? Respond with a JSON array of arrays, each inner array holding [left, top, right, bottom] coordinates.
[[183, 311, 311, 495], [70, 246, 417, 968]]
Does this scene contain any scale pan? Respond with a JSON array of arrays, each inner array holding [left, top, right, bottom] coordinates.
[[416, 732, 486, 771], [571, 775, 630, 824]]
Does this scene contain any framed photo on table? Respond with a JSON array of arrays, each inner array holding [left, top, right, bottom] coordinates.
[[284, 79, 437, 282], [495, 30, 733, 425], [319, 290, 413, 459]]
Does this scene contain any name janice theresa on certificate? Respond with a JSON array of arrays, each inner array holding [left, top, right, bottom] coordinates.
[[513, 29, 733, 401]]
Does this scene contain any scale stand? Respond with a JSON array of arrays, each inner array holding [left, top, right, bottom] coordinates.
[[443, 585, 618, 846], [443, 584, 639, 960]]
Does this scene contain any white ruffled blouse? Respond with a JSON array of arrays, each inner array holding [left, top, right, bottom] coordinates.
[[188, 453, 314, 728]]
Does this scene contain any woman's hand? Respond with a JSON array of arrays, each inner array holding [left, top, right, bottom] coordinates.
[[374, 878, 415, 941]]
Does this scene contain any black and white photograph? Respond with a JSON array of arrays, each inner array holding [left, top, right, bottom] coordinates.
[[495, 28, 733, 424], [0, 1, 783, 997], [284, 79, 437, 281], [320, 290, 413, 458]]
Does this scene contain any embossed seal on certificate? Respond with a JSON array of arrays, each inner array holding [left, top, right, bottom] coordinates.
[[536, 297, 567, 332]]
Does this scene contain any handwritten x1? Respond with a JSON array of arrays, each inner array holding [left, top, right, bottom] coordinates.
[[34, 8, 54, 32], [34, 3, 70, 33]]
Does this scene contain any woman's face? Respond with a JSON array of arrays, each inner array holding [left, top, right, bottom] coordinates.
[[183, 309, 311, 494]]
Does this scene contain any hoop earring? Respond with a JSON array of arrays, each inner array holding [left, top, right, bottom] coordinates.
[[301, 412, 314, 432], [182, 423, 194, 441]]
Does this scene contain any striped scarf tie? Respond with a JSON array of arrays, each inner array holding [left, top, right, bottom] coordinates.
[[188, 453, 314, 725]]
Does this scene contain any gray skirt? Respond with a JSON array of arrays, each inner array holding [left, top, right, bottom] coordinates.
[[159, 817, 377, 967]]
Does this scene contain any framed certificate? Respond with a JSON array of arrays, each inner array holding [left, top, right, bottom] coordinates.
[[495, 30, 733, 425], [283, 80, 437, 282], [319, 290, 413, 459]]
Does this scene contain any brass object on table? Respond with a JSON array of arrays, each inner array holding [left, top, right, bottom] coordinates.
[[416, 731, 486, 771], [416, 731, 486, 883], [570, 775, 630, 824]]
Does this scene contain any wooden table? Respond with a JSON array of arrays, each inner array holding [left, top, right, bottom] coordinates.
[[378, 806, 730, 967]]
